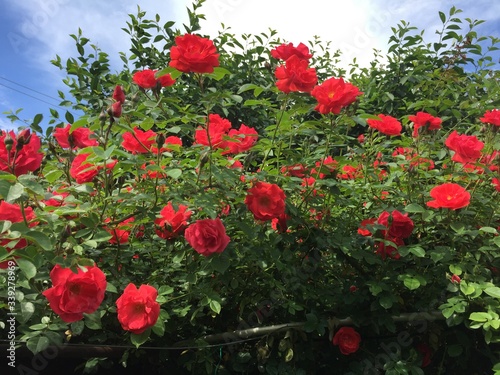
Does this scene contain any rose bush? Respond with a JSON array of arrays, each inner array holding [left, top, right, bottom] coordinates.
[[2, 2, 500, 374]]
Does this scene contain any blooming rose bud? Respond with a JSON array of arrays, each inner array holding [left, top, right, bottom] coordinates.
[[110, 102, 122, 118], [156, 132, 166, 149], [451, 274, 461, 284], [112, 85, 126, 104]]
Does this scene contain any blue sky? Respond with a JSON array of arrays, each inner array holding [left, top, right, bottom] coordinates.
[[1, 0, 499, 132]]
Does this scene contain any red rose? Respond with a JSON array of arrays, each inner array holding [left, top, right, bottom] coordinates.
[[367, 114, 402, 136], [271, 42, 312, 61], [376, 236, 403, 260], [169, 34, 220, 74], [493, 178, 500, 192], [116, 283, 160, 334], [155, 202, 192, 240], [54, 124, 98, 149], [194, 114, 232, 149], [70, 153, 99, 183], [409, 111, 442, 137], [122, 127, 157, 154], [245, 182, 286, 221], [313, 156, 338, 179], [184, 218, 230, 256], [480, 109, 500, 126], [337, 164, 362, 180], [311, 77, 362, 115], [105, 217, 135, 244], [281, 164, 308, 178], [377, 210, 414, 239], [275, 55, 318, 93], [358, 218, 376, 236], [426, 183, 471, 210], [69, 153, 115, 184], [0, 130, 43, 176], [224, 124, 258, 154], [112, 85, 126, 104], [445, 130, 484, 164], [132, 69, 175, 89], [332, 327, 361, 355], [0, 201, 36, 268], [42, 264, 107, 323]]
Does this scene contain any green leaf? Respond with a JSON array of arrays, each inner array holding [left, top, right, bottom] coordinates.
[[447, 344, 463, 357], [484, 287, 500, 299], [17, 175, 45, 196], [469, 312, 491, 322], [404, 203, 425, 213], [84, 311, 102, 330], [210, 254, 230, 274], [106, 283, 118, 293], [65, 111, 75, 124], [439, 11, 446, 23], [166, 168, 182, 179], [24, 231, 53, 250], [6, 183, 25, 203], [131, 328, 151, 348], [16, 258, 36, 280], [404, 278, 421, 290], [26, 336, 50, 355], [480, 226, 498, 234], [209, 300, 221, 314], [207, 67, 231, 81], [442, 307, 454, 319]]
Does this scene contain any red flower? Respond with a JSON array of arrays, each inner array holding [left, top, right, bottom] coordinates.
[[311, 77, 362, 114], [480, 109, 500, 126], [313, 156, 338, 179], [69, 153, 115, 184], [451, 274, 461, 284], [194, 114, 232, 149], [70, 153, 99, 183], [337, 164, 362, 180], [270, 42, 312, 61], [169, 34, 220, 74], [0, 201, 36, 268], [493, 178, 500, 192], [122, 127, 157, 154], [426, 183, 471, 210], [0, 130, 43, 176], [377, 210, 414, 239], [42, 264, 107, 323], [116, 283, 160, 334], [445, 130, 484, 164], [132, 69, 175, 89], [184, 218, 230, 256], [154, 202, 192, 240], [105, 217, 135, 244], [275, 55, 318, 93], [111, 102, 122, 118], [112, 85, 126, 104], [358, 218, 376, 236], [416, 343, 432, 367], [281, 164, 308, 178], [245, 182, 286, 221], [271, 213, 289, 233], [224, 124, 258, 154], [376, 236, 403, 260], [367, 114, 402, 136], [53, 124, 98, 149], [409, 111, 442, 137], [332, 327, 361, 355]]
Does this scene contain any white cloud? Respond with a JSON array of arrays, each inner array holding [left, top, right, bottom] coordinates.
[[0, 117, 19, 132]]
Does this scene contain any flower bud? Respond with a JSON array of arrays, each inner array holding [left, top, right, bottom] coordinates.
[[112, 85, 126, 104], [4, 133, 14, 151], [110, 102, 122, 118], [17, 129, 31, 146], [156, 132, 165, 149]]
